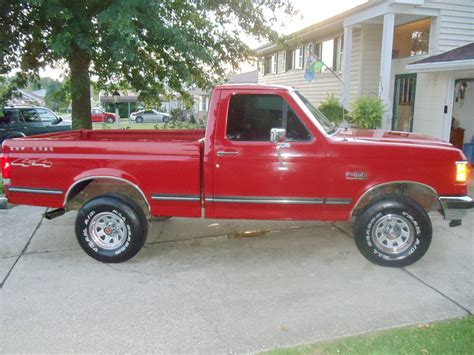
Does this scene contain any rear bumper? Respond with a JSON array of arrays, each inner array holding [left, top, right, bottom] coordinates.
[[0, 196, 7, 210], [439, 195, 474, 221]]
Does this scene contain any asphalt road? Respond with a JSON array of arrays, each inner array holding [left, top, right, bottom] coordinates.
[[1, 193, 473, 353]]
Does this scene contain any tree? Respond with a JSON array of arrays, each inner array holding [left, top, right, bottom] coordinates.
[[44, 79, 70, 112], [1, 0, 294, 129]]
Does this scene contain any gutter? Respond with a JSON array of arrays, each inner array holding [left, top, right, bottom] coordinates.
[[406, 59, 474, 73]]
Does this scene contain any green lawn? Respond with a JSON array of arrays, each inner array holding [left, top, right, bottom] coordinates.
[[266, 316, 473, 355]]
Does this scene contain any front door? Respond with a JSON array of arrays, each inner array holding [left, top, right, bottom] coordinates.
[[208, 89, 328, 220], [392, 74, 417, 132]]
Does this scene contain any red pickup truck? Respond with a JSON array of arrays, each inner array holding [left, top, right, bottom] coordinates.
[[1, 84, 473, 266]]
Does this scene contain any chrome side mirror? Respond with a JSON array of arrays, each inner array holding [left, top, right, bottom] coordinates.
[[270, 128, 286, 143]]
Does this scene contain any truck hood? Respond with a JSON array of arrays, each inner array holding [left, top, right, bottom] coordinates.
[[334, 128, 453, 148]]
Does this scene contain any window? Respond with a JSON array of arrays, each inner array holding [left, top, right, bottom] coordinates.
[[321, 39, 334, 71], [226, 94, 311, 142], [20, 108, 41, 122], [200, 95, 209, 111], [263, 54, 278, 74], [291, 46, 304, 70], [314, 42, 322, 58], [36, 108, 57, 122], [392, 18, 431, 58], [284, 50, 292, 71]]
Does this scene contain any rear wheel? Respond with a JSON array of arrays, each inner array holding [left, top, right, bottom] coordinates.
[[75, 194, 148, 263], [135, 116, 144, 123], [354, 195, 432, 267]]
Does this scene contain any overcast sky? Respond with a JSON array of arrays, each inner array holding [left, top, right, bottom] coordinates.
[[40, 0, 367, 79]]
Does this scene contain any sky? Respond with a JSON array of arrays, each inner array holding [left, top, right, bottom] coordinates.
[[40, 0, 367, 79]]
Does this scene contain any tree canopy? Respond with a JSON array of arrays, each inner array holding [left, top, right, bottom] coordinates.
[[1, 0, 294, 128]]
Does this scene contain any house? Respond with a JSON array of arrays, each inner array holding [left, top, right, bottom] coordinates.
[[256, 0, 474, 146], [99, 90, 183, 118], [8, 89, 46, 107]]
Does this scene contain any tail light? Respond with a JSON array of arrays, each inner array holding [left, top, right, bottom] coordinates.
[[2, 154, 11, 179], [455, 161, 469, 183]]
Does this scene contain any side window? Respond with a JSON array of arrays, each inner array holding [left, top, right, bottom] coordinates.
[[1, 109, 17, 125], [226, 94, 311, 142], [21, 109, 41, 123], [36, 108, 57, 122]]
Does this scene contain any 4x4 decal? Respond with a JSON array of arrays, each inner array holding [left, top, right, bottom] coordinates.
[[11, 158, 52, 168]]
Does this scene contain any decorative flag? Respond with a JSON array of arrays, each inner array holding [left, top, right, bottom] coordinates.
[[304, 53, 324, 82]]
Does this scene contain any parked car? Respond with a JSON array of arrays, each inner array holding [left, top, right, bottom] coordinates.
[[0, 106, 71, 144], [1, 84, 473, 266], [92, 108, 117, 123], [130, 109, 170, 123]]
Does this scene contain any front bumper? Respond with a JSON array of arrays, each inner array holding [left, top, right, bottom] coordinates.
[[439, 195, 474, 221]]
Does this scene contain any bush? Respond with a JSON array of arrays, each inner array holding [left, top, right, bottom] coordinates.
[[318, 95, 347, 125], [349, 96, 386, 129], [170, 108, 187, 122]]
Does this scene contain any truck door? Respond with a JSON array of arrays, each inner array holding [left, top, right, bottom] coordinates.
[[208, 90, 328, 220]]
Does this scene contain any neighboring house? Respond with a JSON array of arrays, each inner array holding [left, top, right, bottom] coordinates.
[[256, 0, 474, 145], [191, 70, 258, 121], [99, 90, 183, 118], [8, 89, 46, 107]]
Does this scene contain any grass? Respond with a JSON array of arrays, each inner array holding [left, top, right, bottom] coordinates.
[[266, 316, 473, 355]]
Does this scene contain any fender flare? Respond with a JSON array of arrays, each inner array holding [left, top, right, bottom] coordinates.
[[64, 174, 150, 212]]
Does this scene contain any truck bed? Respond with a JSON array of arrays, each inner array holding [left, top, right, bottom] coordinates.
[[3, 129, 205, 218], [26, 129, 205, 142]]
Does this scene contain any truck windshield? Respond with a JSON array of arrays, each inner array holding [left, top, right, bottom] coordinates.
[[295, 92, 337, 135]]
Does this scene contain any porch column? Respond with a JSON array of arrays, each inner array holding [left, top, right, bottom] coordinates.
[[342, 25, 353, 110], [379, 12, 395, 129]]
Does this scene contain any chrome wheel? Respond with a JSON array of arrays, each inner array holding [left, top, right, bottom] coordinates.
[[88, 212, 128, 250], [371, 214, 414, 256]]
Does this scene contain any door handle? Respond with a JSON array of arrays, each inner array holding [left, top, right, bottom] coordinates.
[[216, 150, 240, 157], [276, 142, 291, 149]]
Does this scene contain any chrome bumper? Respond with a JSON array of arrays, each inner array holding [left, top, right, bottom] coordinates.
[[439, 195, 474, 221], [0, 196, 7, 210]]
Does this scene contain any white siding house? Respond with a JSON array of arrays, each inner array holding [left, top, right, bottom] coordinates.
[[256, 0, 474, 148]]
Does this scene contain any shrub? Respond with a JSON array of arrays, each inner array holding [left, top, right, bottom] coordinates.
[[318, 95, 347, 125], [349, 96, 386, 129], [170, 108, 186, 122]]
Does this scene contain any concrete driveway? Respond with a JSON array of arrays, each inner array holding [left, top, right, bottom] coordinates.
[[1, 192, 473, 353]]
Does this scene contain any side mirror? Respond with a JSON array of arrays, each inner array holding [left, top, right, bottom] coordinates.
[[54, 116, 63, 124], [270, 128, 286, 143]]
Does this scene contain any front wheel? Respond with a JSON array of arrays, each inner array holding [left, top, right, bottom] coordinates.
[[75, 194, 148, 263], [354, 195, 432, 267], [135, 116, 144, 123], [106, 116, 114, 123]]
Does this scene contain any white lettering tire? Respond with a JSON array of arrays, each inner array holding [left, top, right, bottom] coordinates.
[[75, 194, 148, 263], [354, 195, 432, 267]]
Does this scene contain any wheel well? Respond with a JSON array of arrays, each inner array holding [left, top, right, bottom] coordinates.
[[65, 178, 150, 217], [351, 182, 440, 219]]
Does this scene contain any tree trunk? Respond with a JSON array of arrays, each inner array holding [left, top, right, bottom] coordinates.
[[69, 49, 92, 129]]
